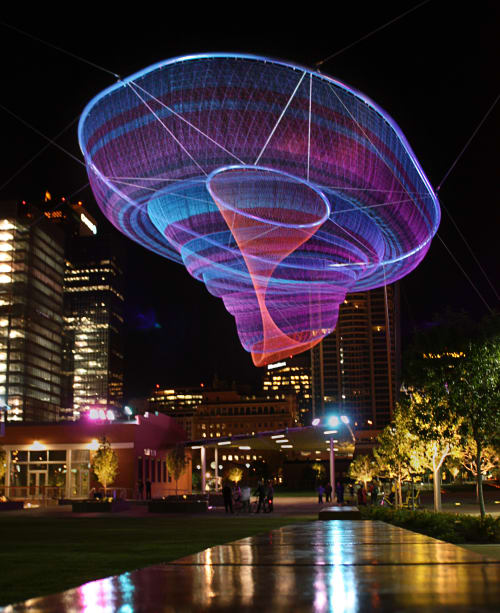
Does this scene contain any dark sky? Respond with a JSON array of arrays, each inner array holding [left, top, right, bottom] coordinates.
[[1, 2, 499, 398]]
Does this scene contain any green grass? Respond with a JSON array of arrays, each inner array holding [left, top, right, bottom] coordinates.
[[0, 514, 314, 607], [273, 490, 316, 497]]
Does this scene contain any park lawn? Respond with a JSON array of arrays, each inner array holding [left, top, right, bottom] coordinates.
[[0, 514, 314, 607]]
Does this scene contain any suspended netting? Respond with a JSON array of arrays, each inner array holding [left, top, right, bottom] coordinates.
[[79, 53, 440, 366]]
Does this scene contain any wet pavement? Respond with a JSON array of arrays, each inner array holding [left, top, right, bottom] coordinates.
[[3, 520, 500, 612]]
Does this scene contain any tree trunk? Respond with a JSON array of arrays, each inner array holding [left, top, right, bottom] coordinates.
[[433, 468, 442, 512], [475, 438, 486, 519], [411, 478, 415, 511], [396, 475, 402, 509]]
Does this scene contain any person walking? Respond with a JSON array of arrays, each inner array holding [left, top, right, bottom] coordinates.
[[222, 481, 233, 514], [241, 484, 251, 512], [317, 484, 325, 504], [254, 480, 266, 513], [324, 482, 332, 503], [145, 479, 152, 500], [335, 481, 344, 505]]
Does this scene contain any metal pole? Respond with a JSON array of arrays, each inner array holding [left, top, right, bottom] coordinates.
[[200, 446, 206, 493], [214, 447, 219, 491], [329, 437, 335, 503]]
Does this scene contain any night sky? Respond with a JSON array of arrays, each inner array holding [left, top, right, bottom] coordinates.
[[1, 2, 498, 399]]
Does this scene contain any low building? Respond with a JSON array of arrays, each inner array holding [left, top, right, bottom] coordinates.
[[0, 413, 190, 500], [147, 387, 299, 441]]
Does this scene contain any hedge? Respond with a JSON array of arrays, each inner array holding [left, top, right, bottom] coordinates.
[[360, 506, 500, 543]]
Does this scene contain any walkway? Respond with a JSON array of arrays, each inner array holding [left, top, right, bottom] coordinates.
[[4, 520, 500, 611]]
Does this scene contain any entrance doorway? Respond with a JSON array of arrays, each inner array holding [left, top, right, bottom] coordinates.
[[29, 471, 47, 499]]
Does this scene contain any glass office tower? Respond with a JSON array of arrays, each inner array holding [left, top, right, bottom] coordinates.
[[0, 202, 64, 422]]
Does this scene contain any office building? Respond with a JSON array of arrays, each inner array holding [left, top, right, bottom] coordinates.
[[63, 234, 125, 416], [311, 284, 400, 428], [147, 387, 299, 440], [0, 201, 64, 422], [262, 353, 312, 424]]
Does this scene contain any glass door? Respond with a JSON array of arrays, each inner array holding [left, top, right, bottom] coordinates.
[[29, 471, 47, 499]]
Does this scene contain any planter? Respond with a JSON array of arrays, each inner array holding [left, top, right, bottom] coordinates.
[[148, 500, 208, 513], [0, 501, 24, 511], [72, 499, 130, 513]]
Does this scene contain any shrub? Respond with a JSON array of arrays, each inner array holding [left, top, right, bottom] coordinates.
[[360, 506, 500, 543]]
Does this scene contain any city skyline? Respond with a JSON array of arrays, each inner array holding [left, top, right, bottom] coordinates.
[[1, 5, 498, 398]]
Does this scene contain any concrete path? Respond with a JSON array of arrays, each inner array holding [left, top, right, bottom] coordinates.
[[3, 520, 500, 612]]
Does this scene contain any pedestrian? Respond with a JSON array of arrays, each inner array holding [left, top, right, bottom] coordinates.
[[253, 480, 266, 513], [357, 485, 367, 506], [335, 481, 344, 505], [324, 482, 332, 502], [222, 481, 233, 514], [317, 484, 325, 504], [241, 484, 251, 512], [145, 479, 152, 500], [137, 480, 144, 500], [266, 480, 274, 512], [371, 482, 378, 505]]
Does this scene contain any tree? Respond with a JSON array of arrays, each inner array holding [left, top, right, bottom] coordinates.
[[447, 337, 500, 518], [0, 446, 6, 482], [406, 391, 462, 512], [373, 403, 426, 508], [459, 436, 500, 489], [166, 445, 189, 497], [91, 437, 118, 495], [227, 467, 243, 484], [348, 455, 377, 490], [404, 311, 500, 516]]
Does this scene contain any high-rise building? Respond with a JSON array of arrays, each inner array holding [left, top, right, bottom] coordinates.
[[63, 234, 125, 416], [0, 201, 64, 422], [311, 284, 400, 428], [261, 353, 312, 424]]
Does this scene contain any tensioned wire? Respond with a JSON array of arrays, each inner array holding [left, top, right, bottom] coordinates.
[[2, 17, 496, 312]]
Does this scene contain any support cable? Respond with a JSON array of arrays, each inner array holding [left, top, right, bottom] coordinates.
[[0, 104, 86, 167], [316, 0, 432, 67], [0, 115, 80, 192], [254, 71, 307, 165], [0, 21, 120, 79], [436, 233, 493, 314], [436, 91, 500, 192]]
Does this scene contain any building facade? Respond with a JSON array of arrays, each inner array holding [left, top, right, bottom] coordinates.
[[63, 234, 125, 416], [147, 387, 299, 440], [0, 202, 64, 422], [311, 284, 400, 428], [1, 413, 190, 500], [261, 354, 312, 424]]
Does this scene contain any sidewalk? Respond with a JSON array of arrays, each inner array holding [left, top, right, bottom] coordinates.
[[4, 520, 500, 612]]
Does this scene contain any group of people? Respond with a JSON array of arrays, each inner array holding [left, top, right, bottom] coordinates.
[[317, 481, 345, 504], [222, 479, 274, 513], [317, 481, 379, 506]]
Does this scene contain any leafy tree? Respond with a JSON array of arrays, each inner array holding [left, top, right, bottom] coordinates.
[[459, 437, 499, 486], [348, 455, 377, 491], [406, 391, 462, 511], [227, 467, 243, 483], [447, 338, 500, 517], [166, 445, 189, 497], [0, 446, 6, 482], [91, 437, 118, 495], [404, 311, 500, 516], [373, 403, 426, 508], [312, 462, 325, 482]]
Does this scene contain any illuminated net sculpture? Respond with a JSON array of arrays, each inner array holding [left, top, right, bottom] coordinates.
[[79, 54, 440, 366]]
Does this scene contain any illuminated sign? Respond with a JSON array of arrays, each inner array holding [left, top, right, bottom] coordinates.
[[267, 361, 286, 370], [80, 213, 97, 235]]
